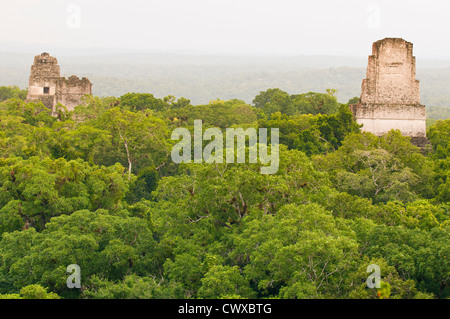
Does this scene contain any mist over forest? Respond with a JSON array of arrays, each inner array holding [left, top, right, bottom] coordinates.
[[1, 50, 449, 118]]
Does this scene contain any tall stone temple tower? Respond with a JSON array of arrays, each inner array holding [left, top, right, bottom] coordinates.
[[26, 52, 92, 114], [350, 38, 429, 147]]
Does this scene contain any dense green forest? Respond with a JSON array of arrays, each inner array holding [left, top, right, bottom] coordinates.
[[0, 86, 448, 299]]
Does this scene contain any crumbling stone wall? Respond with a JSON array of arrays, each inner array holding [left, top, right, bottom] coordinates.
[[26, 52, 92, 114], [55, 75, 92, 111], [350, 38, 428, 147]]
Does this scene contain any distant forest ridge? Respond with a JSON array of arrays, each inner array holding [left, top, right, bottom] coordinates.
[[0, 51, 449, 114]]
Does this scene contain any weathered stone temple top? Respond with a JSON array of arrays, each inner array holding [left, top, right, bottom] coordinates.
[[26, 52, 92, 114], [350, 38, 428, 147]]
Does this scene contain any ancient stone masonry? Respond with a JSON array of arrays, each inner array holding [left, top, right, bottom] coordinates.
[[349, 38, 429, 147], [26, 52, 92, 114]]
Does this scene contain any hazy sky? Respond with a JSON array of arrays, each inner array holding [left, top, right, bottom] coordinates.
[[2, 0, 450, 58]]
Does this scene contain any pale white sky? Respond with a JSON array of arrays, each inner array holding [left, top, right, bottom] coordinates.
[[1, 0, 449, 58]]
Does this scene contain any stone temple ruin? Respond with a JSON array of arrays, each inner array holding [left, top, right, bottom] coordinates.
[[26, 52, 92, 114], [26, 43, 429, 147], [350, 38, 429, 147]]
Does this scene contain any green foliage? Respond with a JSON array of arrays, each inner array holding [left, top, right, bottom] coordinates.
[[290, 89, 340, 115], [0, 157, 130, 232], [119, 92, 168, 112], [0, 209, 159, 298], [253, 88, 340, 118], [163, 95, 192, 109], [427, 119, 449, 159], [83, 274, 184, 299], [314, 130, 436, 203], [0, 98, 56, 127], [233, 204, 359, 298], [259, 104, 360, 155], [0, 89, 448, 300], [198, 265, 254, 299], [126, 166, 159, 204], [0, 284, 60, 299], [167, 99, 257, 129], [363, 225, 449, 298], [0, 86, 27, 102], [345, 257, 434, 299], [89, 107, 170, 177]]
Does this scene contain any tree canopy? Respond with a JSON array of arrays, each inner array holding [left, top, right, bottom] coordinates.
[[0, 88, 448, 300]]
